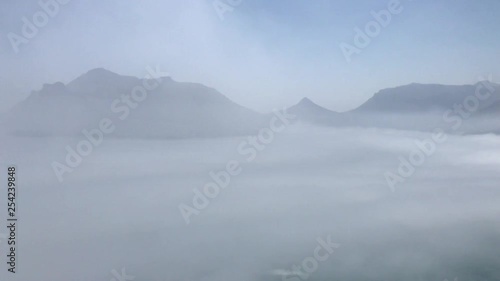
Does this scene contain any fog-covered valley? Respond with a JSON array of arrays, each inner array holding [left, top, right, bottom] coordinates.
[[2, 1, 500, 279], [2, 126, 500, 281]]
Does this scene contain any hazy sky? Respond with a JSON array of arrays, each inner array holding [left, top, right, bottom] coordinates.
[[1, 0, 499, 113]]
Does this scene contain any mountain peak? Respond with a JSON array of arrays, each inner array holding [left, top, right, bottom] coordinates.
[[66, 68, 140, 99], [287, 97, 338, 125], [297, 97, 316, 107], [69, 68, 127, 86], [84, 68, 121, 78]]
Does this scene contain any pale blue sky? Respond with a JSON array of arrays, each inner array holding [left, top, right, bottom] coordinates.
[[1, 0, 499, 112]]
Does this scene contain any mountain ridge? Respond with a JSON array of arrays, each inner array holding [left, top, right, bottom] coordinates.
[[3, 68, 500, 137], [2, 68, 265, 138]]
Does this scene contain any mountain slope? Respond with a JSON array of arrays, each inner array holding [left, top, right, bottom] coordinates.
[[2, 69, 265, 138], [287, 98, 340, 125], [285, 82, 500, 133], [3, 71, 500, 137], [343, 82, 500, 132], [352, 82, 500, 114]]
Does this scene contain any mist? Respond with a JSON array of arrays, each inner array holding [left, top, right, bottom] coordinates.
[[2, 126, 500, 281], [2, 1, 500, 280]]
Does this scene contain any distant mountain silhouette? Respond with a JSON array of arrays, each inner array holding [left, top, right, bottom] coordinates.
[[285, 82, 500, 133], [3, 68, 265, 138], [287, 98, 339, 125], [351, 82, 500, 114], [477, 100, 500, 116], [2, 69, 500, 137]]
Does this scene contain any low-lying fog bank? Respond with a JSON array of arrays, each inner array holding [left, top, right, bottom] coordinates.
[[1, 126, 500, 281]]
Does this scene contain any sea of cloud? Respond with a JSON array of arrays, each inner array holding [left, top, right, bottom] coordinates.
[[1, 126, 500, 281]]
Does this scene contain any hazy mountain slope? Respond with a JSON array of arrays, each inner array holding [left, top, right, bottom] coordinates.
[[477, 100, 500, 116], [2, 68, 265, 138], [283, 82, 500, 133], [287, 98, 340, 125], [352, 83, 500, 114], [343, 82, 500, 133], [3, 70, 499, 137]]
